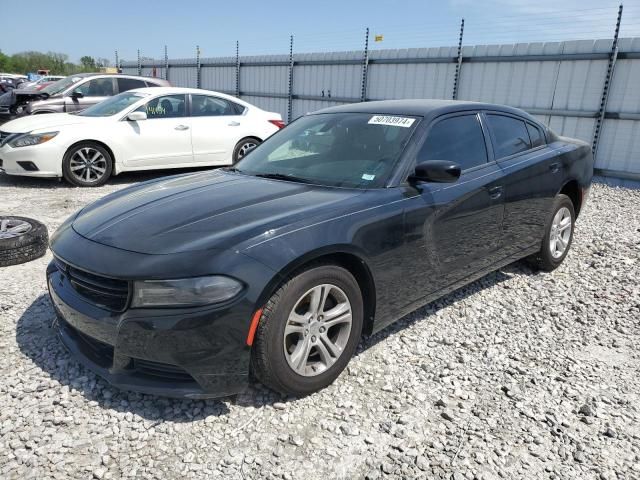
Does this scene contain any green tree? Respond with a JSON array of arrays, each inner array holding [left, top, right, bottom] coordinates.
[[79, 56, 96, 71]]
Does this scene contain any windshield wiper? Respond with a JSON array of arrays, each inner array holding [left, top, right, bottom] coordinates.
[[253, 173, 314, 184]]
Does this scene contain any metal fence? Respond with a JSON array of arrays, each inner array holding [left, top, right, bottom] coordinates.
[[119, 6, 640, 180]]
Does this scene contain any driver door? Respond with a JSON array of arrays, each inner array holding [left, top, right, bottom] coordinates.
[[118, 94, 194, 168], [403, 112, 505, 298], [64, 77, 115, 113]]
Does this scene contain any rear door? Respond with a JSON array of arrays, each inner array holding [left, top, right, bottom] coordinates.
[[403, 112, 506, 296], [189, 94, 248, 165], [118, 93, 194, 168], [65, 77, 116, 112], [483, 112, 562, 256]]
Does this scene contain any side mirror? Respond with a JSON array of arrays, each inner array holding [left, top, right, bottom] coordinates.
[[127, 111, 147, 121], [410, 160, 461, 183], [70, 90, 83, 99]]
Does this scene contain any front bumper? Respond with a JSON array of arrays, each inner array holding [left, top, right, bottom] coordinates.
[[0, 141, 63, 177], [47, 259, 258, 399]]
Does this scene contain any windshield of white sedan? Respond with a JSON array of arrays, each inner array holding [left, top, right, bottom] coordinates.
[[234, 113, 419, 188], [78, 92, 149, 117]]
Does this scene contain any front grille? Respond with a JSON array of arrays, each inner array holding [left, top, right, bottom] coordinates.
[[55, 257, 130, 311], [60, 318, 115, 368]]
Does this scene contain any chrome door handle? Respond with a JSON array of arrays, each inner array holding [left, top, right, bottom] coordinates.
[[175, 125, 189, 131], [228, 121, 240, 126]]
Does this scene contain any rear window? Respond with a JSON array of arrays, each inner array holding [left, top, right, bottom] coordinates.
[[486, 114, 531, 158], [526, 123, 545, 148], [117, 78, 147, 92]]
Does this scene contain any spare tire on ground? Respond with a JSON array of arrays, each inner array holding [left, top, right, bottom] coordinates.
[[0, 216, 48, 267]]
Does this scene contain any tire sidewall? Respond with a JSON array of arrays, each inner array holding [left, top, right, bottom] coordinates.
[[62, 142, 113, 187], [260, 266, 363, 395], [541, 194, 575, 269]]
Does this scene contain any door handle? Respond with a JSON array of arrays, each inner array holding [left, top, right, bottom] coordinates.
[[549, 162, 561, 173], [488, 186, 503, 199], [228, 121, 240, 126], [175, 125, 189, 131]]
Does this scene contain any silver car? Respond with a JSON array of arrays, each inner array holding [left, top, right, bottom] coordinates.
[[0, 73, 170, 123]]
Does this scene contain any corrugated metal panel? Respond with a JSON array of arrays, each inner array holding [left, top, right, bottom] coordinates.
[[293, 51, 361, 98], [240, 95, 287, 119], [368, 47, 457, 100], [597, 119, 640, 174]]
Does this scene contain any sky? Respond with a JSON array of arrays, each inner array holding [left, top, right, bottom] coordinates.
[[2, 0, 639, 63]]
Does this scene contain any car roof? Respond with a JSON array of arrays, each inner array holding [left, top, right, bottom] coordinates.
[[314, 99, 538, 123], [127, 87, 250, 105]]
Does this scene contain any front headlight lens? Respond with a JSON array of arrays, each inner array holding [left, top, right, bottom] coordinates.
[[131, 276, 243, 308], [8, 131, 58, 148]]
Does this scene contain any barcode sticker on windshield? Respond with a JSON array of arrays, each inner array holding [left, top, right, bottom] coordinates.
[[368, 115, 415, 128]]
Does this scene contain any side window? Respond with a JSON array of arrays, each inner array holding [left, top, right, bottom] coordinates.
[[486, 114, 531, 158], [74, 78, 114, 97], [526, 123, 545, 148], [137, 94, 186, 118], [117, 78, 147, 93], [191, 95, 240, 117], [419, 114, 488, 170]]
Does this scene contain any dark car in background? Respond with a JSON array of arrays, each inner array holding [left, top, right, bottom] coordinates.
[[0, 73, 170, 124], [47, 100, 593, 399]]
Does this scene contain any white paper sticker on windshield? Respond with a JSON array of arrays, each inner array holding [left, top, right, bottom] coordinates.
[[368, 115, 415, 128], [362, 174, 376, 181]]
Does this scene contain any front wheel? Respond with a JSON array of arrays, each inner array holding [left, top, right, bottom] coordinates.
[[527, 193, 575, 271], [251, 265, 363, 396], [62, 142, 113, 187]]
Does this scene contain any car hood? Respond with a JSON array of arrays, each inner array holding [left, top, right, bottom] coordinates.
[[71, 170, 364, 255], [0, 89, 49, 107], [1, 113, 90, 133]]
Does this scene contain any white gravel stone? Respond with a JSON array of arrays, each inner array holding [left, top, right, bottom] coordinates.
[[0, 174, 639, 480]]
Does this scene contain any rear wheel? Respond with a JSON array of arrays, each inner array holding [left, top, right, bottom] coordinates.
[[232, 137, 260, 163], [252, 265, 363, 396], [62, 142, 113, 187], [527, 193, 575, 271]]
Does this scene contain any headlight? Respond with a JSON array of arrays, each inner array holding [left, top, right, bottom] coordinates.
[[131, 276, 243, 308], [8, 131, 58, 148]]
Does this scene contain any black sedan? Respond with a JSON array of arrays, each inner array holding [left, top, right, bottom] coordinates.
[[47, 100, 593, 399]]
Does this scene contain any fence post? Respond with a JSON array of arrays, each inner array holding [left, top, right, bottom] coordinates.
[[360, 27, 370, 102], [164, 45, 169, 82], [592, 4, 623, 158], [137, 49, 141, 76], [452, 18, 465, 100], [196, 45, 201, 89], [287, 35, 294, 123], [235, 41, 240, 97], [115, 50, 119, 72]]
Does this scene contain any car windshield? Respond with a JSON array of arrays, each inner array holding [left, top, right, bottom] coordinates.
[[78, 92, 148, 117], [234, 112, 420, 188], [40, 75, 84, 96]]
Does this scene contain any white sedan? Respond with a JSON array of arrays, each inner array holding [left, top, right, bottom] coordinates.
[[0, 87, 284, 186]]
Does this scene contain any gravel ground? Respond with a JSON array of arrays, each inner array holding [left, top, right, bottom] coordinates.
[[0, 172, 639, 480]]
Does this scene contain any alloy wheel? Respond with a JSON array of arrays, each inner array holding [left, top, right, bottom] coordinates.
[[69, 147, 107, 184], [238, 141, 257, 159], [549, 206, 572, 259], [0, 218, 32, 239], [283, 284, 353, 377]]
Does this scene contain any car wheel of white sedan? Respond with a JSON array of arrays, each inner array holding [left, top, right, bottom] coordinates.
[[233, 137, 261, 163], [62, 142, 113, 187]]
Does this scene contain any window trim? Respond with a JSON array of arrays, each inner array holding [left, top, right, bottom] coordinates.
[[481, 111, 547, 162], [414, 111, 495, 176]]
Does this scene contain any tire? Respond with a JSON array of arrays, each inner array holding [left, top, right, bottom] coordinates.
[[252, 265, 364, 397], [527, 194, 575, 272], [62, 142, 113, 187], [232, 137, 261, 164], [0, 216, 48, 267]]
